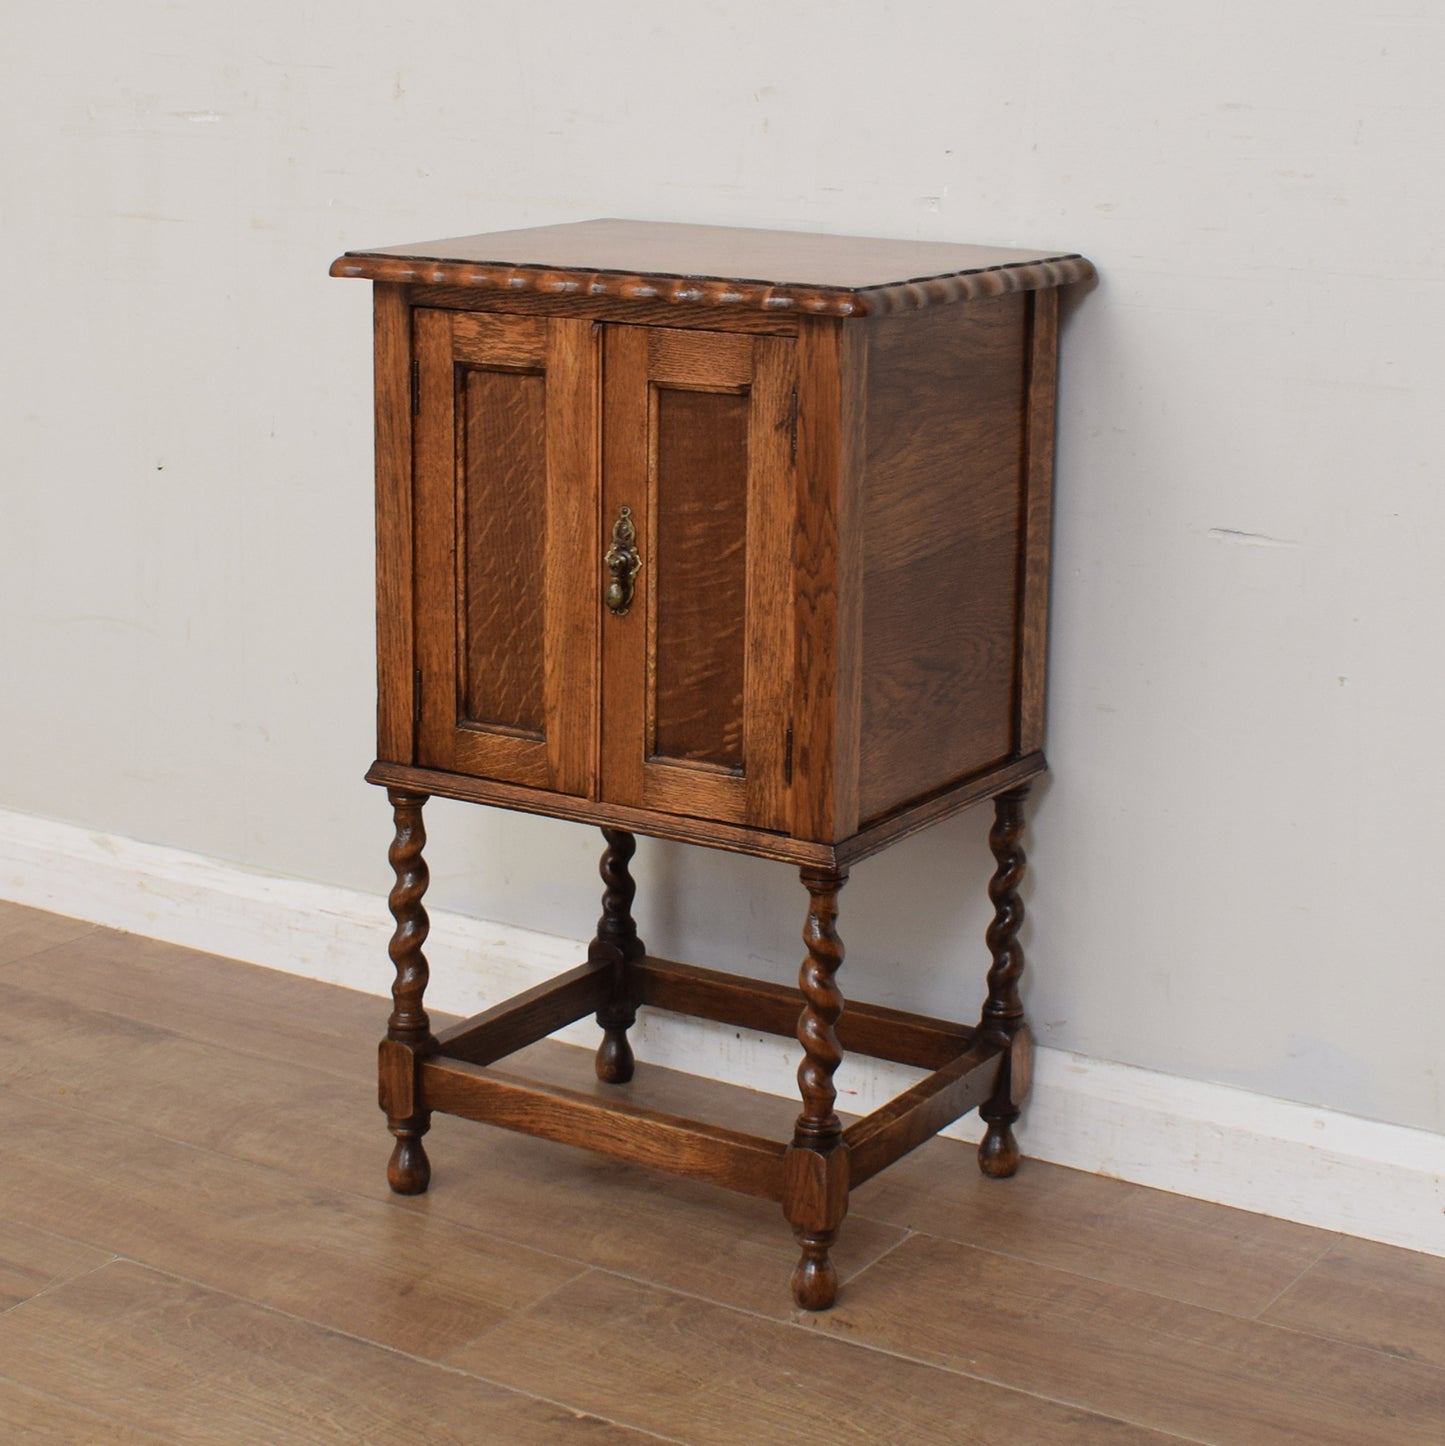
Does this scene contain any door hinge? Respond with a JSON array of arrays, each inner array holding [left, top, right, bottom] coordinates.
[[410, 358, 420, 415], [789, 388, 798, 459], [783, 724, 794, 786], [413, 668, 422, 725]]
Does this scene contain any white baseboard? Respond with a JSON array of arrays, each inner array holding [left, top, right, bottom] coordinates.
[[2, 806, 1441, 1257]]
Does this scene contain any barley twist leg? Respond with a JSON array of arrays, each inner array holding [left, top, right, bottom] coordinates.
[[978, 785, 1031, 1179], [785, 865, 850, 1310], [381, 789, 436, 1194]]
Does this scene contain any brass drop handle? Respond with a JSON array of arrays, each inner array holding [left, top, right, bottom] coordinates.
[[604, 506, 642, 616]]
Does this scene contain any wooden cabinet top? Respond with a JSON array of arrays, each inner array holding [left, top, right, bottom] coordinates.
[[330, 217, 1094, 317]]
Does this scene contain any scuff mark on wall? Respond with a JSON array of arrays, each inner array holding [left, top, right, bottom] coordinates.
[[1207, 527, 1301, 548]]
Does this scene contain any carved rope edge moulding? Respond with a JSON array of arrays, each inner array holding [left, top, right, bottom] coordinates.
[[327, 255, 1097, 316]]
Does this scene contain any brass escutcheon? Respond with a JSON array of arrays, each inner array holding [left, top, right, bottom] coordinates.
[[604, 506, 642, 615]]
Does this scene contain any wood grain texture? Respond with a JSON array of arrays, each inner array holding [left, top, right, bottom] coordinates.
[[739, 333, 799, 832], [0, 979, 401, 1198], [411, 307, 498, 773], [647, 325, 753, 385], [789, 318, 864, 842], [1018, 286, 1060, 752], [333, 217, 1095, 317], [0, 1262, 645, 1445], [449, 308, 547, 367], [838, 751, 1047, 864], [597, 324, 651, 812], [0, 924, 382, 1079], [844, 1040, 1003, 1186], [541, 316, 603, 797], [413, 308, 599, 794], [651, 387, 749, 769], [0, 1217, 111, 1311], [849, 1141, 1337, 1318], [815, 1233, 1445, 1446], [420, 1058, 787, 1198], [1260, 1235, 1445, 1371], [633, 955, 976, 1068], [434, 962, 606, 1067], [406, 285, 801, 334], [602, 325, 795, 830], [0, 899, 95, 968], [858, 294, 1029, 823], [451, 1269, 1179, 1446], [0, 1377, 171, 1444], [372, 283, 415, 764], [0, 1088, 581, 1360], [414, 1059, 905, 1323], [460, 365, 548, 735]]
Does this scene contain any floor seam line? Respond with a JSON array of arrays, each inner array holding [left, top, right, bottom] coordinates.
[[100, 1259, 685, 1442], [0, 1253, 120, 1321], [1250, 1234, 1343, 1320]]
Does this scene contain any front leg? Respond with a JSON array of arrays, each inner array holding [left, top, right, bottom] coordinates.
[[379, 788, 436, 1195], [784, 865, 851, 1310], [978, 784, 1032, 1179]]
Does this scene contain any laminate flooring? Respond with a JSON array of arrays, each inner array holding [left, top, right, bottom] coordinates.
[[0, 900, 1440, 1443]]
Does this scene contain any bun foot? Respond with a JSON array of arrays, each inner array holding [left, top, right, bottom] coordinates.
[[791, 1237, 839, 1311], [595, 1029, 635, 1084], [387, 1130, 431, 1195], [977, 1119, 1020, 1179]]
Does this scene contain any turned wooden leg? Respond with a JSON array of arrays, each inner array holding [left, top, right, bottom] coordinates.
[[784, 865, 851, 1310], [590, 827, 646, 1084], [978, 784, 1031, 1179], [379, 789, 437, 1195]]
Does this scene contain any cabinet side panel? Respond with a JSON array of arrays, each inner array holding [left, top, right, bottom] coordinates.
[[652, 387, 749, 770], [460, 367, 547, 736], [1018, 287, 1060, 753], [373, 284, 414, 763], [858, 294, 1027, 823]]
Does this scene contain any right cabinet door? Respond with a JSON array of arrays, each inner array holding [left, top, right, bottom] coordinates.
[[599, 326, 796, 831]]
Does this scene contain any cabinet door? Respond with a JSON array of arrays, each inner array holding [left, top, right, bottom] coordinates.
[[599, 327, 796, 830], [412, 308, 598, 796]]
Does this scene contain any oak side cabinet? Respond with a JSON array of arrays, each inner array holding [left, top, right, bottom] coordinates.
[[330, 219, 1093, 1310]]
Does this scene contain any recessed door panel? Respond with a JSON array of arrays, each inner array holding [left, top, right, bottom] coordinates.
[[412, 308, 598, 796], [652, 386, 750, 772], [460, 366, 547, 736]]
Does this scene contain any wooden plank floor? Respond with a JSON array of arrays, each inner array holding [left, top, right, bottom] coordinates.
[[0, 901, 1440, 1444]]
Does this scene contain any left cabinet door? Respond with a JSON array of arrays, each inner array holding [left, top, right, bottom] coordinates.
[[412, 307, 600, 796]]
